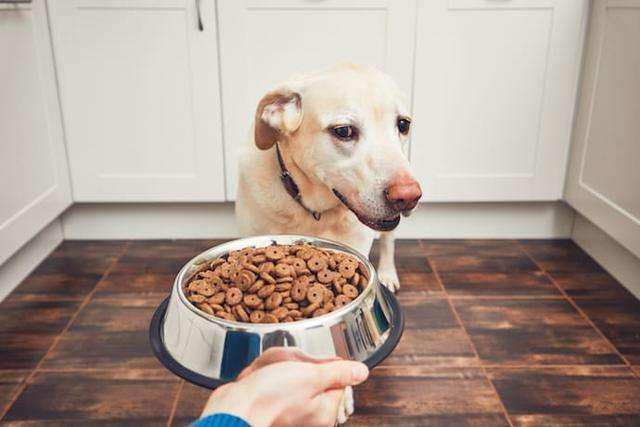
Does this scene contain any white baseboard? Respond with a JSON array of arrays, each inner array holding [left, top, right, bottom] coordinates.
[[0, 219, 63, 301], [61, 201, 575, 240], [572, 213, 640, 299]]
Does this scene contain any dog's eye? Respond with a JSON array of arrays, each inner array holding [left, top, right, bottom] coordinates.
[[397, 117, 411, 135], [331, 125, 357, 141]]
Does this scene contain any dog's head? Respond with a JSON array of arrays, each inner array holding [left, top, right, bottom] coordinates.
[[254, 63, 422, 232]]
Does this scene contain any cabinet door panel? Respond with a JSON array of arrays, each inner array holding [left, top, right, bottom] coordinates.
[[49, 0, 224, 201], [411, 0, 588, 201], [218, 0, 416, 199], [565, 0, 640, 258], [0, 0, 71, 264]]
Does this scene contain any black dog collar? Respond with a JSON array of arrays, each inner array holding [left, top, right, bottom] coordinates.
[[275, 144, 322, 221]]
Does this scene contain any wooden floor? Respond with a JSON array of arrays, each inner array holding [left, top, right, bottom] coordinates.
[[1, 239, 639, 425]]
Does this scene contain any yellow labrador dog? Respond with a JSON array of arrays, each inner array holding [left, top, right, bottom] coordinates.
[[236, 63, 422, 293], [235, 63, 421, 424]]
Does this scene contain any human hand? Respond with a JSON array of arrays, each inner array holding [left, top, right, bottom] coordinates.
[[201, 348, 368, 427]]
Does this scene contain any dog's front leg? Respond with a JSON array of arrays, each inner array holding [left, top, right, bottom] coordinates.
[[376, 231, 400, 292]]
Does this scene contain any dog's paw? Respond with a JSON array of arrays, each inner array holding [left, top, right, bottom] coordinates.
[[337, 386, 354, 424], [378, 266, 400, 292]]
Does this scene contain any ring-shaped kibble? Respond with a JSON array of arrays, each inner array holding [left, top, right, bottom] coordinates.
[[257, 284, 276, 299], [207, 292, 226, 305], [217, 311, 236, 321], [274, 263, 293, 278], [264, 313, 279, 323], [296, 248, 314, 260], [265, 246, 285, 260], [250, 310, 265, 323], [350, 272, 360, 287], [247, 279, 265, 294], [197, 283, 215, 297], [259, 262, 274, 273], [237, 270, 256, 291], [306, 284, 325, 304], [276, 282, 292, 292], [266, 292, 283, 310], [198, 303, 214, 315], [271, 307, 289, 320], [234, 305, 250, 322], [291, 281, 308, 302], [225, 288, 243, 306], [260, 272, 276, 284], [243, 294, 262, 309], [302, 302, 319, 316], [313, 308, 327, 318], [291, 257, 306, 271], [338, 261, 357, 279], [307, 256, 327, 272], [188, 294, 205, 303], [316, 269, 334, 284], [217, 263, 232, 279], [335, 294, 352, 307], [342, 284, 359, 299], [323, 288, 334, 303]]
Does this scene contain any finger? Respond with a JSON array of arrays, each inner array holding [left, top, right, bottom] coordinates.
[[238, 347, 340, 380], [307, 360, 369, 394], [271, 388, 344, 427]]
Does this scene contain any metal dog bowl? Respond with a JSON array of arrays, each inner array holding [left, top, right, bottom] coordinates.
[[149, 235, 404, 389]]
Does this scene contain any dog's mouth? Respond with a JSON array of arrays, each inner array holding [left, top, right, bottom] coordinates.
[[332, 190, 401, 232]]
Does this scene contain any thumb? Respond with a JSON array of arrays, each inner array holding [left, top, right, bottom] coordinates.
[[308, 361, 369, 394]]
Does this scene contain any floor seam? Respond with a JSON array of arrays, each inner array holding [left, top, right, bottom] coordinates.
[[516, 241, 637, 377], [166, 380, 185, 427], [0, 241, 132, 422], [424, 252, 515, 427]]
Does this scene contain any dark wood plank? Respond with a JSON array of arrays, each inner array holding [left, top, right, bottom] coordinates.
[[171, 382, 210, 426], [0, 294, 83, 370], [41, 294, 166, 371], [453, 298, 623, 365], [551, 271, 635, 299], [488, 366, 640, 425], [348, 366, 509, 426], [385, 296, 478, 367], [574, 298, 640, 364], [0, 370, 28, 417], [3, 369, 179, 425], [95, 272, 175, 295], [425, 240, 539, 274], [519, 239, 605, 273], [440, 271, 560, 297]]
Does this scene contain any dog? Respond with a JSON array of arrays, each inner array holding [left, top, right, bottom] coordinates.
[[236, 63, 422, 292], [235, 63, 421, 423]]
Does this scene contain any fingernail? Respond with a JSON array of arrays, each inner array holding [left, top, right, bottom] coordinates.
[[352, 363, 369, 383]]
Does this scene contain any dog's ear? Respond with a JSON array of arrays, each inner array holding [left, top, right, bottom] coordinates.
[[254, 89, 303, 150]]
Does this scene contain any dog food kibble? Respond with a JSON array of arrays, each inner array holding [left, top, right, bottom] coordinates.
[[183, 243, 369, 323]]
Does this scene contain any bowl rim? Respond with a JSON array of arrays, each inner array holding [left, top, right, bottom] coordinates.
[[173, 234, 379, 331]]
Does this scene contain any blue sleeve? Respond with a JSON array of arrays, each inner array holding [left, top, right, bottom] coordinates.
[[190, 413, 251, 427]]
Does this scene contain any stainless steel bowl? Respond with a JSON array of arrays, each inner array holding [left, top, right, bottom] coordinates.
[[150, 235, 404, 389]]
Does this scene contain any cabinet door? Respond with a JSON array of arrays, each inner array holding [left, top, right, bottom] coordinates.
[[565, 0, 640, 258], [411, 0, 588, 201], [0, 0, 72, 265], [48, 0, 225, 201], [218, 0, 416, 199]]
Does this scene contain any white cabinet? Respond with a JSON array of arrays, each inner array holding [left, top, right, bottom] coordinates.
[[48, 0, 225, 201], [0, 0, 72, 264], [565, 0, 640, 258], [217, 0, 416, 199], [411, 0, 588, 201]]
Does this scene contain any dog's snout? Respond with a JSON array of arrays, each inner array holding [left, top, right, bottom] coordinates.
[[384, 174, 422, 212]]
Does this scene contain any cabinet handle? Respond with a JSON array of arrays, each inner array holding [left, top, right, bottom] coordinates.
[[0, 0, 33, 3], [195, 0, 203, 31]]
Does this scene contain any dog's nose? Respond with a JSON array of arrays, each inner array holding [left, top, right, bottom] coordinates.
[[384, 174, 422, 212]]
